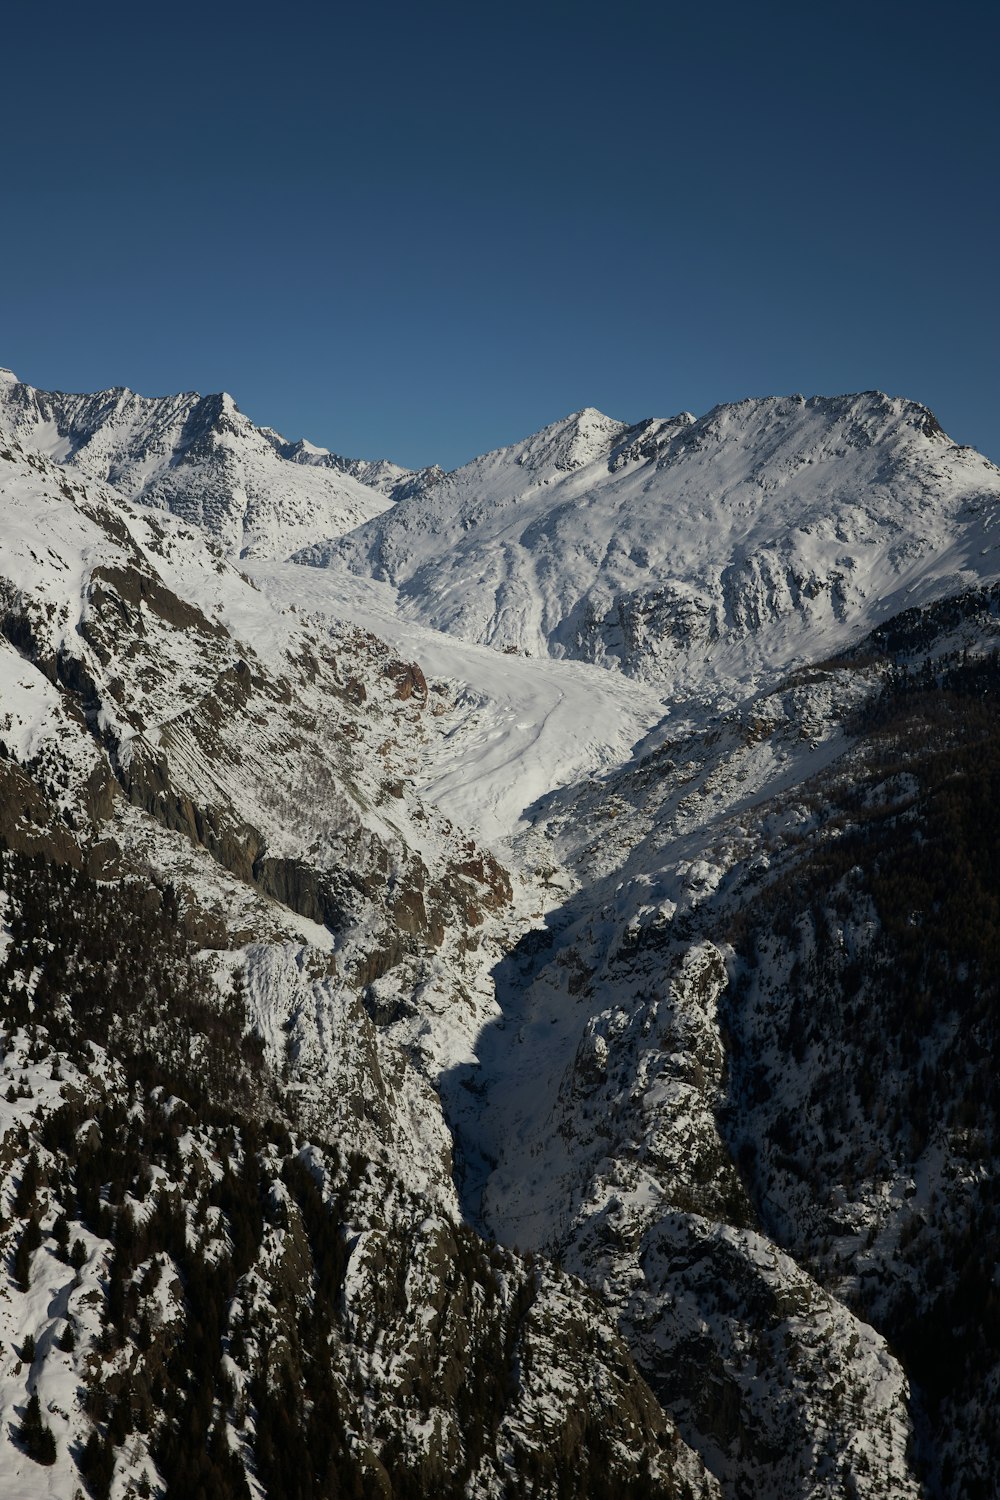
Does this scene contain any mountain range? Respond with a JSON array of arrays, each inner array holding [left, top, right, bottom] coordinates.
[[0, 368, 998, 1499]]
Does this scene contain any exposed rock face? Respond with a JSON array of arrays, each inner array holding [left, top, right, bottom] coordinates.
[[384, 657, 428, 703]]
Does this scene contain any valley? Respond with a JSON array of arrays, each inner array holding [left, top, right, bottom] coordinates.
[[0, 370, 998, 1497]]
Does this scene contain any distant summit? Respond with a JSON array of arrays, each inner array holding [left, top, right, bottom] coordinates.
[[303, 389, 999, 690], [0, 374, 396, 557]]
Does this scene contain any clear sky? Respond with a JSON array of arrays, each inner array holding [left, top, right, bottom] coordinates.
[[2, 1, 997, 471]]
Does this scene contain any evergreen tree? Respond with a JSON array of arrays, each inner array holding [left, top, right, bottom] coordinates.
[[17, 1391, 56, 1465]]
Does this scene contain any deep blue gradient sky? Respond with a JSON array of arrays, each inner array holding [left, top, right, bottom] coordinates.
[[2, 1, 997, 470]]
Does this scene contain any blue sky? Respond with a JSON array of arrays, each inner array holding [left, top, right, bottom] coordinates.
[[2, 1, 997, 470]]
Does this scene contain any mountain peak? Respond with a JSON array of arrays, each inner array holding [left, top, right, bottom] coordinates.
[[571, 404, 617, 424], [512, 406, 627, 473], [0, 374, 394, 558]]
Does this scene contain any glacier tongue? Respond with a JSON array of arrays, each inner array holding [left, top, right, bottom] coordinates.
[[243, 558, 668, 849]]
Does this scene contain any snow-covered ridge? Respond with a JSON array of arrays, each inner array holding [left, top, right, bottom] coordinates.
[[274, 435, 444, 500], [305, 390, 1000, 696], [7, 373, 999, 705], [0, 373, 399, 559]]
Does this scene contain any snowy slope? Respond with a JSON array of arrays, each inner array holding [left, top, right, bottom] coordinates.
[[0, 369, 393, 559]]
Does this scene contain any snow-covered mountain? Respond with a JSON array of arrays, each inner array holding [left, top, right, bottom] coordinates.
[[309, 394, 1000, 699], [2, 372, 1000, 1498], [0, 369, 396, 559]]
